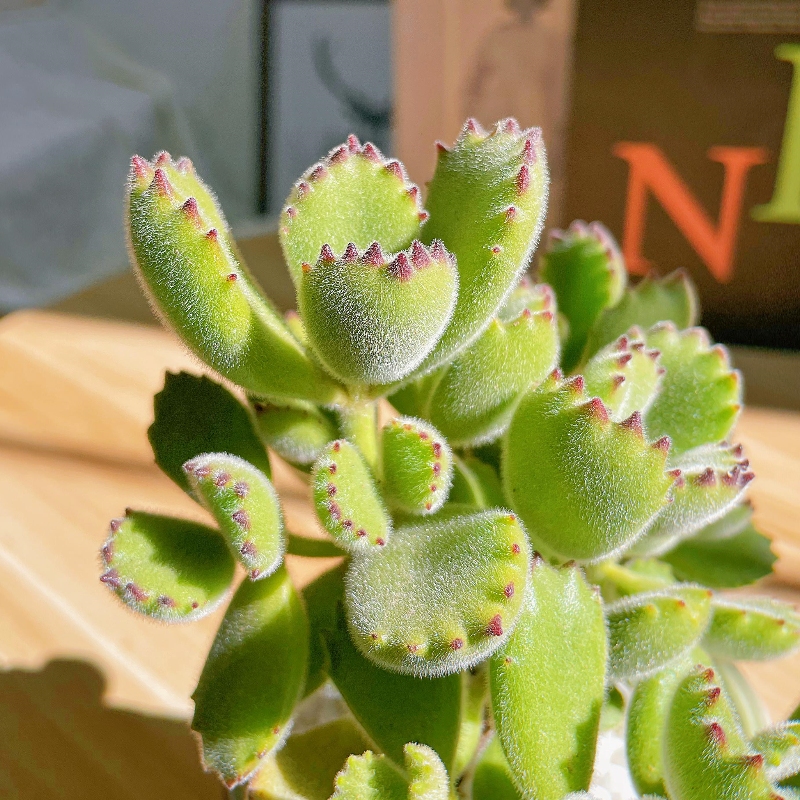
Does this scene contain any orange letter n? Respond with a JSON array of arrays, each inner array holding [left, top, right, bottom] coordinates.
[[613, 143, 768, 283]]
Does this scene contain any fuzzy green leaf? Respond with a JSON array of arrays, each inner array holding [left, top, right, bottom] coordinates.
[[704, 596, 800, 661], [426, 285, 559, 446], [184, 453, 284, 579], [324, 605, 462, 774], [382, 417, 453, 515], [149, 371, 271, 493], [752, 722, 800, 783], [606, 585, 712, 681], [714, 659, 771, 739], [472, 736, 523, 800], [453, 665, 488, 779], [252, 400, 339, 468], [584, 270, 699, 359], [626, 653, 697, 797], [331, 744, 449, 800], [644, 324, 741, 455], [299, 241, 457, 385], [312, 439, 392, 551], [490, 561, 607, 800], [502, 373, 674, 562], [582, 331, 662, 421], [191, 565, 308, 787], [127, 155, 343, 404], [249, 718, 371, 800], [301, 563, 347, 698], [633, 443, 754, 557], [417, 119, 548, 373], [346, 510, 531, 677], [279, 138, 425, 285], [539, 220, 625, 371], [99, 510, 235, 621], [663, 517, 776, 589], [663, 665, 780, 800]]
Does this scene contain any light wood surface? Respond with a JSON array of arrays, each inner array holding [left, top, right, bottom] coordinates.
[[0, 310, 798, 798]]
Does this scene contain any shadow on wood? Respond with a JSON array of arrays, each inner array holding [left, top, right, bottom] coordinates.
[[0, 658, 223, 799]]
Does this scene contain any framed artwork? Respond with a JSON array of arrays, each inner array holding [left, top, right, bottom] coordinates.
[[259, 0, 392, 214]]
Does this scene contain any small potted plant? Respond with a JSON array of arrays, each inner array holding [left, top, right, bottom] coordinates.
[[100, 118, 800, 799]]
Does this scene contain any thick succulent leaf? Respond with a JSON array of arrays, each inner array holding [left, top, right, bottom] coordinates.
[[299, 240, 457, 385], [126, 155, 343, 404], [663, 516, 776, 589], [324, 605, 462, 774], [626, 652, 696, 797], [633, 443, 754, 557], [587, 558, 675, 603], [249, 717, 371, 800], [99, 510, 235, 621], [490, 561, 607, 800], [663, 665, 781, 800], [252, 399, 339, 468], [279, 137, 425, 285], [582, 331, 662, 421], [693, 502, 755, 542], [448, 454, 505, 509], [312, 439, 391, 551], [584, 270, 699, 359], [426, 286, 559, 446], [331, 751, 406, 800], [539, 220, 626, 371], [752, 722, 800, 783], [149, 371, 271, 492], [453, 666, 488, 779], [388, 371, 442, 419], [345, 510, 531, 677], [184, 453, 284, 580], [301, 563, 347, 698], [606, 585, 712, 681], [472, 736, 523, 800], [382, 417, 453, 515], [191, 565, 308, 787], [331, 744, 449, 800], [502, 373, 674, 562], [703, 596, 800, 660], [417, 118, 549, 373], [644, 324, 741, 455]]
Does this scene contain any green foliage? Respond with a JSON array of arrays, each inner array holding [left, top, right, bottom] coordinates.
[[127, 154, 343, 404], [149, 371, 271, 492], [312, 439, 391, 551], [419, 119, 548, 372], [606, 585, 712, 681], [381, 417, 453, 515], [299, 240, 457, 385], [324, 605, 462, 773], [99, 510, 235, 620], [191, 566, 308, 787], [644, 324, 741, 455], [503, 372, 674, 562], [539, 220, 626, 371], [185, 452, 285, 579], [704, 596, 800, 660], [110, 122, 787, 799], [490, 561, 607, 800], [345, 510, 531, 677], [584, 270, 699, 359]]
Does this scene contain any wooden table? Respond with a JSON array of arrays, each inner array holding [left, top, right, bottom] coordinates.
[[0, 310, 798, 799]]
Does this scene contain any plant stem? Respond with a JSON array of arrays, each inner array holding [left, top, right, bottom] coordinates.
[[229, 783, 248, 800], [340, 400, 380, 474]]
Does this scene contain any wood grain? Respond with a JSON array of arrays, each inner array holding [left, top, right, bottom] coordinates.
[[0, 310, 797, 798]]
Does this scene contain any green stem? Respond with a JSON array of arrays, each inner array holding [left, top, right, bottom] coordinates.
[[340, 400, 380, 474], [229, 783, 248, 800], [286, 532, 346, 558]]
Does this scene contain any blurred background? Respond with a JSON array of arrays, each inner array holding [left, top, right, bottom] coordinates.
[[0, 0, 798, 402]]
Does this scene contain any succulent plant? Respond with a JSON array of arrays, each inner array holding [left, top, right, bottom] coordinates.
[[102, 119, 799, 799]]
